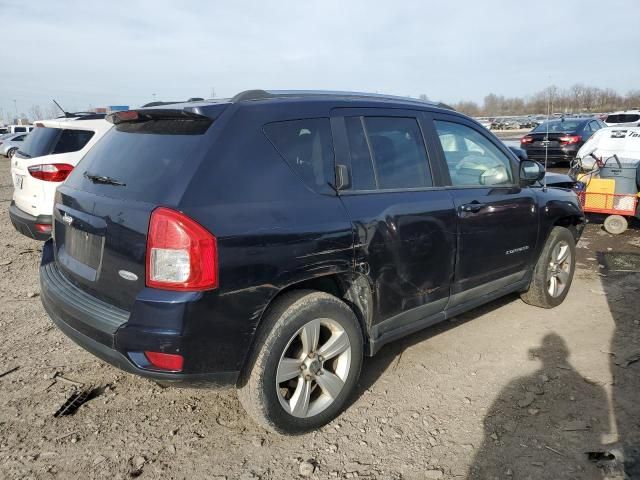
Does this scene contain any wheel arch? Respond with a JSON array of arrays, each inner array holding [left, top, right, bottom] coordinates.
[[552, 214, 584, 242], [237, 272, 374, 385]]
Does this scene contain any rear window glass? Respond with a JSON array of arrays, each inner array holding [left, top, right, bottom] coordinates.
[[68, 126, 206, 197], [18, 127, 60, 158], [13, 127, 26, 133], [263, 118, 334, 194], [533, 120, 583, 133], [606, 114, 640, 124], [18, 127, 94, 158]]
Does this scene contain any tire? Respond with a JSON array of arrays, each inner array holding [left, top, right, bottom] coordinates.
[[7, 148, 16, 159], [521, 226, 576, 309], [237, 290, 363, 434], [603, 215, 628, 235]]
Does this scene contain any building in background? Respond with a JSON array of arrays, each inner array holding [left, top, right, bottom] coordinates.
[[90, 105, 129, 114]]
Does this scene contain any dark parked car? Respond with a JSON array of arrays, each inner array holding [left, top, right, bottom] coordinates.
[[40, 90, 585, 434], [520, 118, 606, 165]]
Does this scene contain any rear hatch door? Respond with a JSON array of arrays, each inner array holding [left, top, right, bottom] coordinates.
[[53, 106, 226, 311]]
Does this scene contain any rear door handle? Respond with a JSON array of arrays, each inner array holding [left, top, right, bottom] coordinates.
[[460, 202, 487, 213]]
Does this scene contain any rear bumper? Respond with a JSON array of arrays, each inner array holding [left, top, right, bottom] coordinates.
[[9, 201, 51, 240], [525, 145, 580, 164], [40, 240, 239, 387]]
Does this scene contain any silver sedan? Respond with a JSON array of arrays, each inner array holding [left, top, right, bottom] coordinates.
[[0, 132, 28, 158]]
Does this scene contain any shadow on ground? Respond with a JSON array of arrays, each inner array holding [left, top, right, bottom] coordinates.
[[599, 251, 640, 478]]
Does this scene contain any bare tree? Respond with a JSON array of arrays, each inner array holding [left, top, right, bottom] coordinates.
[[454, 101, 481, 116], [45, 101, 61, 119], [29, 105, 44, 122]]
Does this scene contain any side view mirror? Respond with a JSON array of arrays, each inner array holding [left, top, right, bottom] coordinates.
[[520, 160, 545, 186]]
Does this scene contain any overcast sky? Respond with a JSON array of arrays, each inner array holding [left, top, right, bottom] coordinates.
[[1, 0, 638, 118]]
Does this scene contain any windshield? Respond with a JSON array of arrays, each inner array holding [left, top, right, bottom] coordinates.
[[533, 120, 583, 133]]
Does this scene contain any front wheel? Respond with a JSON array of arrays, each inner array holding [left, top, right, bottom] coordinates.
[[237, 290, 363, 434], [521, 226, 576, 308], [7, 148, 17, 159]]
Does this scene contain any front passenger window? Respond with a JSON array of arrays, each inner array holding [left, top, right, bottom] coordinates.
[[434, 121, 514, 187]]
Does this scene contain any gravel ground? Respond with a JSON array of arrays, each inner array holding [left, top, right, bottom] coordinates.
[[0, 158, 639, 479]]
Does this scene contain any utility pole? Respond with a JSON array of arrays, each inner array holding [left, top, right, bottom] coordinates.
[[211, 87, 216, 99], [13, 99, 17, 120]]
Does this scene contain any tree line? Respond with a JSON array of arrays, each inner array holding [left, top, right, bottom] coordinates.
[[4, 85, 640, 124], [446, 84, 640, 117]]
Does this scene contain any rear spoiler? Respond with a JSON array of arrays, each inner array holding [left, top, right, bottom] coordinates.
[[106, 109, 211, 125]]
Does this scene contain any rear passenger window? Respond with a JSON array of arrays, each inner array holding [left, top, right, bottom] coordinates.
[[344, 116, 432, 190], [434, 121, 513, 187], [263, 119, 334, 194], [365, 117, 431, 189], [344, 117, 376, 190], [52, 129, 95, 154]]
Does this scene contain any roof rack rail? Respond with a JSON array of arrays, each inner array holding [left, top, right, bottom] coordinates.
[[230, 90, 274, 102], [141, 98, 206, 108], [229, 89, 454, 110]]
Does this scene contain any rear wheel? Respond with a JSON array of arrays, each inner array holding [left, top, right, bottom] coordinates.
[[521, 226, 576, 308], [603, 215, 628, 235], [237, 290, 363, 434], [7, 148, 16, 159]]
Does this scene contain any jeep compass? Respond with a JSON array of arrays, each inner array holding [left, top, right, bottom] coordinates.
[[40, 90, 584, 433]]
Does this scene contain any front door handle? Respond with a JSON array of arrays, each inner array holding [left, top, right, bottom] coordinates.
[[460, 202, 487, 213]]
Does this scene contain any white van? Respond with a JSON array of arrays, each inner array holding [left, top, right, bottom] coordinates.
[[7, 125, 35, 134], [603, 110, 640, 127], [9, 118, 112, 239], [577, 126, 640, 170]]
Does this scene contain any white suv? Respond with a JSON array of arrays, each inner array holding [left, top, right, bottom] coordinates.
[[604, 110, 640, 127], [9, 117, 112, 239]]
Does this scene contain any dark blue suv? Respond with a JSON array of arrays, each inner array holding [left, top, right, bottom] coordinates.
[[40, 90, 584, 433]]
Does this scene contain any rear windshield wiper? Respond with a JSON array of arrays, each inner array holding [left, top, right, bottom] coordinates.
[[17, 151, 31, 158], [84, 172, 126, 186]]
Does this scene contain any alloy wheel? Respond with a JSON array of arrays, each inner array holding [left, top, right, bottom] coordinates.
[[547, 240, 571, 297], [276, 318, 351, 418]]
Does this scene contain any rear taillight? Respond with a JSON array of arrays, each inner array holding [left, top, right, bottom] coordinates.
[[35, 223, 52, 233], [146, 207, 217, 291], [520, 135, 533, 144], [28, 164, 74, 182], [559, 135, 581, 145]]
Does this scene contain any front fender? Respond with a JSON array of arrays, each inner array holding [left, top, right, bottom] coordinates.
[[535, 188, 585, 255]]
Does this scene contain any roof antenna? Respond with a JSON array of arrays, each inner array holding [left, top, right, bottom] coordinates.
[[52, 99, 74, 118]]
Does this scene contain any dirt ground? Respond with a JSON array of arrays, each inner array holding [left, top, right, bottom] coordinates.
[[0, 158, 639, 480]]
